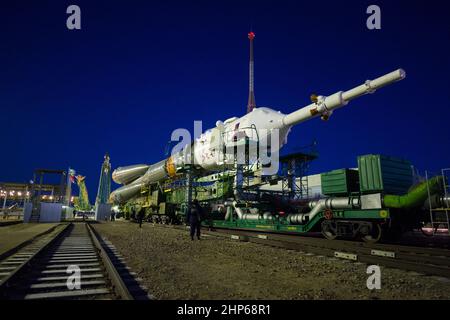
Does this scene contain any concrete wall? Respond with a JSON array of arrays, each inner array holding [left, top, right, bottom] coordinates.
[[23, 202, 63, 223], [39, 203, 63, 222], [95, 203, 111, 221], [23, 203, 32, 223]]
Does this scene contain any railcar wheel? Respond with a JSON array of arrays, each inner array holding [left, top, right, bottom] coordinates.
[[362, 223, 382, 243], [321, 220, 338, 240], [420, 223, 436, 237]]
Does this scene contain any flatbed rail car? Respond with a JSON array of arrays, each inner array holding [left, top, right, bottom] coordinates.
[[117, 154, 449, 243]]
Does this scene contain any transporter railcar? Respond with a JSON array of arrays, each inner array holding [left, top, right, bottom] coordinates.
[[115, 153, 449, 243]]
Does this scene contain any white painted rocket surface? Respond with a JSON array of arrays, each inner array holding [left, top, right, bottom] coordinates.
[[110, 33, 406, 204]]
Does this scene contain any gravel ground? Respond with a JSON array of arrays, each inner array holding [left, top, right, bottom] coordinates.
[[0, 223, 58, 256], [94, 221, 450, 300]]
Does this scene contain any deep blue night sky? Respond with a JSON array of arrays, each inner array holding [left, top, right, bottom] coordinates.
[[1, 0, 450, 201]]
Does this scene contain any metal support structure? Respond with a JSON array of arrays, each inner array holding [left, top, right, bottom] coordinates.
[[425, 171, 433, 233], [440, 168, 450, 234], [65, 168, 73, 206], [426, 169, 450, 235], [2, 193, 7, 214], [59, 172, 65, 203], [95, 153, 112, 207], [280, 148, 318, 201], [38, 173, 43, 199], [185, 165, 193, 206], [218, 125, 261, 205], [234, 158, 245, 199], [282, 158, 309, 200], [28, 169, 66, 223]]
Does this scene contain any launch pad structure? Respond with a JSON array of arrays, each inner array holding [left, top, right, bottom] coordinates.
[[24, 169, 67, 223]]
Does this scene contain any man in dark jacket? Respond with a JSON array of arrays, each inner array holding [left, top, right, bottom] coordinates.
[[137, 209, 145, 228], [186, 200, 203, 240]]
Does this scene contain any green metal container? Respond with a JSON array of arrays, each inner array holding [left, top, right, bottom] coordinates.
[[321, 169, 359, 196], [358, 154, 413, 195]]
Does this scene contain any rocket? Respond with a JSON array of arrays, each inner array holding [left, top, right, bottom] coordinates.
[[110, 68, 406, 204]]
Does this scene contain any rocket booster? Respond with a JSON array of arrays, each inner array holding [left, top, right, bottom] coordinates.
[[110, 69, 406, 204]]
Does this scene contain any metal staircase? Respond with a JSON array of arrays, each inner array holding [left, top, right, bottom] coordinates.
[[439, 168, 450, 234], [28, 199, 41, 223]]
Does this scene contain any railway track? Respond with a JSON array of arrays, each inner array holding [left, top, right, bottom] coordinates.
[[155, 223, 450, 279], [0, 222, 151, 300]]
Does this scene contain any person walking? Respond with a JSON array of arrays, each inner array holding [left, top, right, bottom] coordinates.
[[186, 199, 203, 240], [137, 208, 145, 228]]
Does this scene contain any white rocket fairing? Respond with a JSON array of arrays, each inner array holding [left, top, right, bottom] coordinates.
[[110, 69, 406, 204]]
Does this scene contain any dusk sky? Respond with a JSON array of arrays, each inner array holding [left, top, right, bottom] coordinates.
[[1, 0, 450, 201]]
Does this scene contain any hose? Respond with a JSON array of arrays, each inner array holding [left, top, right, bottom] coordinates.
[[383, 176, 443, 209]]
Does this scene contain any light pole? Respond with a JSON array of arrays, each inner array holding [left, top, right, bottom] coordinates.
[[2, 192, 7, 216]]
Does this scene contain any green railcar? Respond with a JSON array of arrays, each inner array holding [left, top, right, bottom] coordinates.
[[203, 155, 445, 243], [119, 154, 446, 242]]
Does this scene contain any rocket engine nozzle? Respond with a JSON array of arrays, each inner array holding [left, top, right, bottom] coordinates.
[[112, 164, 150, 185]]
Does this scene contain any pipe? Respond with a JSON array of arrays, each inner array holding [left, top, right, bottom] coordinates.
[[383, 176, 443, 209], [242, 213, 260, 220], [287, 197, 360, 225], [232, 201, 244, 219], [224, 206, 233, 221], [288, 176, 443, 225], [440, 196, 450, 208], [424, 195, 450, 210], [262, 212, 274, 220], [231, 200, 262, 221]]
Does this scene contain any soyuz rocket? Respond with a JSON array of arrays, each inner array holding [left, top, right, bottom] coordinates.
[[110, 32, 406, 204]]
